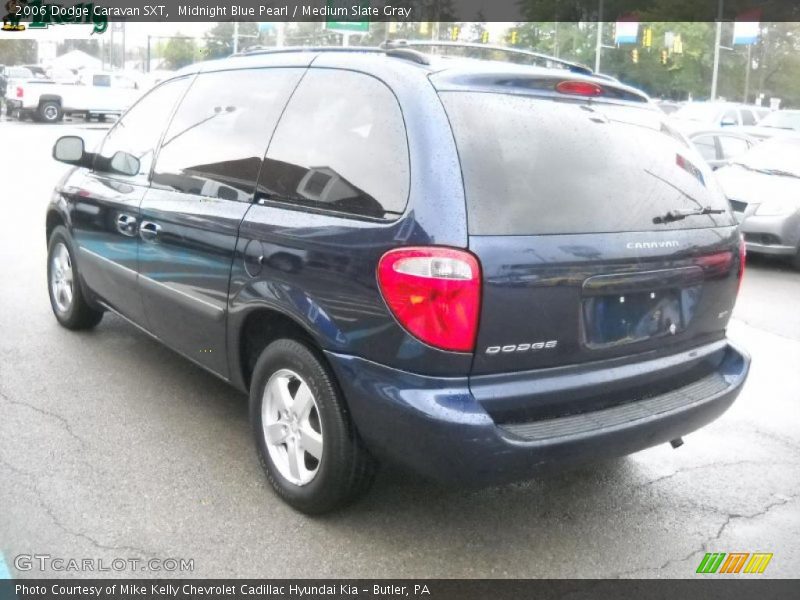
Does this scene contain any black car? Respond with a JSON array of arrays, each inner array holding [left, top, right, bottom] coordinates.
[[47, 46, 750, 514]]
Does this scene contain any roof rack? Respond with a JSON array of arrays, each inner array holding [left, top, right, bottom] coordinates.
[[380, 40, 594, 75], [230, 45, 431, 65]]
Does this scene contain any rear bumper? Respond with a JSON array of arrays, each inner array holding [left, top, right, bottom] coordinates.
[[326, 341, 750, 485]]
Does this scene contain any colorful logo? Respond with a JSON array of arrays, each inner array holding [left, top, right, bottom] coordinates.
[[696, 552, 773, 574]]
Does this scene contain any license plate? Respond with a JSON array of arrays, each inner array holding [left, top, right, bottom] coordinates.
[[582, 288, 693, 348]]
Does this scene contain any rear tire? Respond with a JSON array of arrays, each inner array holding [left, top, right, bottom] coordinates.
[[47, 226, 103, 330], [37, 101, 63, 123], [250, 338, 376, 514]]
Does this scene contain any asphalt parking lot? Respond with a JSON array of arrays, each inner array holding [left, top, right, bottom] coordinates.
[[0, 118, 798, 579]]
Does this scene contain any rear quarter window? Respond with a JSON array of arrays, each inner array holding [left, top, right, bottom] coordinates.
[[441, 92, 735, 235], [257, 69, 410, 220]]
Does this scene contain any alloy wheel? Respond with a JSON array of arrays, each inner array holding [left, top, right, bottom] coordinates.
[[50, 242, 74, 314], [262, 369, 323, 486]]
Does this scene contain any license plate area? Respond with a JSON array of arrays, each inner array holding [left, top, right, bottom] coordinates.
[[583, 288, 686, 348]]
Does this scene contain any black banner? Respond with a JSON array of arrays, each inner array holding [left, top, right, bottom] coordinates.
[[2, 580, 800, 600], [2, 0, 800, 25]]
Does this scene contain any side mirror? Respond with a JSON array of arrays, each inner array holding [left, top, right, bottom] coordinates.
[[53, 136, 86, 165], [109, 151, 140, 177]]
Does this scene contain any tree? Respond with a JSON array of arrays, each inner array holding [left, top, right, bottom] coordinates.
[[203, 22, 259, 59], [161, 35, 198, 70], [0, 39, 37, 65]]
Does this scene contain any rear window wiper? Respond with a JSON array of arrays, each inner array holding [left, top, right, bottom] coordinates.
[[653, 206, 725, 224]]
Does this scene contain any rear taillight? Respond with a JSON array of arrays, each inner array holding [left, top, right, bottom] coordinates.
[[377, 247, 481, 352], [556, 80, 603, 97], [15, 86, 23, 99], [737, 233, 746, 293]]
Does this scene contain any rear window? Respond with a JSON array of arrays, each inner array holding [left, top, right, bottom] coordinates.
[[441, 93, 735, 235]]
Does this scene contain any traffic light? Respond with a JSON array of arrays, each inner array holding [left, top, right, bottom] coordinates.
[[481, 30, 489, 44], [450, 26, 459, 41], [510, 30, 518, 45], [643, 27, 652, 48], [660, 49, 669, 64], [631, 48, 639, 63]]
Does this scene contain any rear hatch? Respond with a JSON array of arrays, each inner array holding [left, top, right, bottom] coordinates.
[[436, 72, 742, 381]]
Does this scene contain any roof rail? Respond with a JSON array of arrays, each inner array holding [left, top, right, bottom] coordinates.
[[381, 40, 593, 75], [229, 45, 430, 65]]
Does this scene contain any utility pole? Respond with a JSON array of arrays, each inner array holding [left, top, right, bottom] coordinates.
[[710, 0, 724, 100], [233, 21, 239, 54], [743, 43, 752, 103], [553, 21, 559, 58], [276, 22, 285, 47], [594, 0, 603, 73]]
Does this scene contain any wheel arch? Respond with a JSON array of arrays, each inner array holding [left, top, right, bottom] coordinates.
[[45, 209, 67, 244], [233, 305, 325, 392], [38, 94, 63, 106]]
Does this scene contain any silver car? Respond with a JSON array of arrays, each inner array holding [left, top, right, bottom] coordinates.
[[714, 137, 800, 269]]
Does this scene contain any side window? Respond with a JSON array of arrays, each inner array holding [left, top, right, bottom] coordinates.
[[151, 68, 304, 201], [721, 109, 738, 125], [258, 69, 410, 219], [95, 77, 191, 184], [692, 135, 718, 161], [740, 109, 756, 126], [93, 74, 111, 87], [719, 135, 750, 160]]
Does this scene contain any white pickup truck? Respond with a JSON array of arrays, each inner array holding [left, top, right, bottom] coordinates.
[[6, 70, 142, 123]]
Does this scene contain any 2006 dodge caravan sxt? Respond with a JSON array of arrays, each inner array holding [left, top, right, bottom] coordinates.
[[46, 46, 750, 513]]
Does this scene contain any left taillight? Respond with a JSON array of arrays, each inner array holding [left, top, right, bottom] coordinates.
[[15, 86, 23, 98], [377, 247, 481, 353]]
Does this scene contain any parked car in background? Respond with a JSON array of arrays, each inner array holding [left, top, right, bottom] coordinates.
[[671, 102, 768, 134], [6, 69, 141, 123], [715, 137, 800, 269], [656, 100, 682, 115], [46, 47, 749, 513], [734, 109, 800, 140], [689, 130, 758, 170], [20, 64, 48, 78]]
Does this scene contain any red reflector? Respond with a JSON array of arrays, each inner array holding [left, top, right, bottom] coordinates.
[[377, 247, 481, 353], [15, 86, 23, 98], [556, 80, 603, 96]]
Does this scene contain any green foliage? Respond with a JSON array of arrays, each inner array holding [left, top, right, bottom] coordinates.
[[516, 21, 800, 106], [161, 35, 198, 70], [203, 22, 260, 59], [0, 39, 37, 65]]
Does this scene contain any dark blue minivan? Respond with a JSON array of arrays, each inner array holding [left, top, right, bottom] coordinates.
[[47, 46, 749, 513]]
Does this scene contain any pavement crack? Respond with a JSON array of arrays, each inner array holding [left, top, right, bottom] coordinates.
[[615, 494, 797, 578], [0, 453, 158, 563], [0, 387, 87, 449]]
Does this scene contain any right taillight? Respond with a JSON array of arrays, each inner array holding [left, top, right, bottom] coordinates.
[[15, 86, 23, 98], [377, 247, 481, 353], [737, 233, 746, 293]]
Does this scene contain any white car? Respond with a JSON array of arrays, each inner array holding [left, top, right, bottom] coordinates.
[[6, 70, 141, 123]]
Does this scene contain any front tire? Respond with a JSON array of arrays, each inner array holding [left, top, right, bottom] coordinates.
[[47, 226, 103, 330], [250, 338, 376, 514]]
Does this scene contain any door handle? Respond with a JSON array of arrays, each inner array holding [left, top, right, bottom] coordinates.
[[116, 214, 137, 236], [139, 221, 161, 241]]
